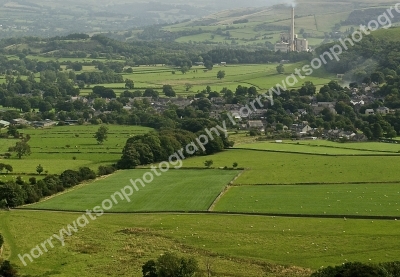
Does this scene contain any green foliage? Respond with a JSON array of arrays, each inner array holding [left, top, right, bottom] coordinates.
[[310, 262, 387, 277], [142, 252, 199, 277], [0, 260, 19, 277], [0, 182, 26, 207], [0, 164, 13, 173], [36, 164, 44, 175], [217, 70, 225, 79], [6, 126, 19, 138], [9, 141, 31, 159], [276, 64, 284, 74], [0, 233, 3, 248], [163, 85, 176, 97], [204, 160, 213, 168], [94, 125, 109, 144], [117, 127, 232, 169], [125, 79, 134, 89]]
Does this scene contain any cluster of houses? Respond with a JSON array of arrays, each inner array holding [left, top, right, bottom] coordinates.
[[0, 118, 57, 128], [6, 81, 390, 141]]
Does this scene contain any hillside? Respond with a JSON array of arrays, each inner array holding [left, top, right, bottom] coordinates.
[[150, 0, 399, 49]]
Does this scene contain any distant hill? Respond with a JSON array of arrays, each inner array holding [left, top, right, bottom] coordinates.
[[123, 0, 397, 49]]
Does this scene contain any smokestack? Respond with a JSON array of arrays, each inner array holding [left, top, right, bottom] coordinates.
[[291, 6, 295, 51]]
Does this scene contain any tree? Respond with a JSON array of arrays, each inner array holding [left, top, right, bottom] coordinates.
[[163, 85, 176, 97], [180, 66, 189, 74], [94, 125, 108, 144], [233, 162, 238, 168], [125, 79, 134, 89], [385, 126, 397, 138], [0, 260, 19, 277], [204, 160, 213, 168], [11, 141, 31, 159], [185, 83, 193, 91], [276, 64, 285, 74], [146, 252, 199, 277], [370, 71, 385, 84], [310, 262, 387, 277], [71, 63, 83, 71], [217, 70, 225, 79], [0, 182, 26, 207], [143, 88, 159, 99], [299, 81, 316, 96], [142, 260, 157, 277], [204, 60, 213, 70], [117, 144, 141, 169], [372, 123, 383, 139], [7, 125, 19, 138], [36, 164, 44, 175]]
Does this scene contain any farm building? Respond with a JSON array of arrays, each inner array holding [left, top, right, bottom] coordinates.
[[247, 120, 264, 130], [0, 120, 10, 127]]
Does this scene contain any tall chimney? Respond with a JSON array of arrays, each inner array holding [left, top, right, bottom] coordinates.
[[291, 6, 295, 51]]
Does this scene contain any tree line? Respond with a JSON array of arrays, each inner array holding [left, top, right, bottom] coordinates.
[[0, 165, 116, 208]]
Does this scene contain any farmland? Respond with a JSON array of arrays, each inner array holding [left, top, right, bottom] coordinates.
[[182, 149, 400, 184], [2, 121, 400, 276], [0, 125, 152, 175], [69, 62, 336, 96], [1, 211, 399, 277], [26, 169, 239, 212], [235, 141, 400, 155], [214, 184, 400, 216]]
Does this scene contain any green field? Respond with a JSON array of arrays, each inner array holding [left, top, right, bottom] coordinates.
[[235, 141, 400, 155], [182, 149, 400, 184], [27, 169, 239, 212], [287, 140, 400, 153], [1, 211, 399, 276], [0, 125, 152, 174], [214, 184, 400, 216], [69, 62, 336, 96]]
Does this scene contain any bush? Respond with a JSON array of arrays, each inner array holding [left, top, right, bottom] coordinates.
[[98, 165, 116, 176], [78, 167, 96, 180], [310, 262, 388, 277]]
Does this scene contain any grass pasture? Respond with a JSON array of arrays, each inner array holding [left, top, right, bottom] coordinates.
[[0, 125, 152, 174], [73, 63, 337, 96], [1, 211, 400, 276], [182, 149, 400, 184], [235, 141, 399, 155], [214, 184, 400, 216], [287, 140, 400, 153], [26, 169, 239, 212]]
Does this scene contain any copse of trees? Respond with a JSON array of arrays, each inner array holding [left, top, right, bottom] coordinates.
[[117, 121, 233, 169], [142, 252, 199, 277]]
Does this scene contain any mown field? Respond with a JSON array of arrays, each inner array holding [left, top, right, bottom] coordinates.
[[287, 140, 400, 153], [118, 62, 335, 95], [235, 141, 400, 155], [26, 169, 239, 212], [182, 149, 400, 184], [19, 62, 335, 96], [0, 125, 152, 175], [1, 211, 399, 277], [214, 184, 400, 216]]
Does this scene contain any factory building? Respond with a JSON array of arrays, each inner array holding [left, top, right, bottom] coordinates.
[[274, 7, 309, 52]]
